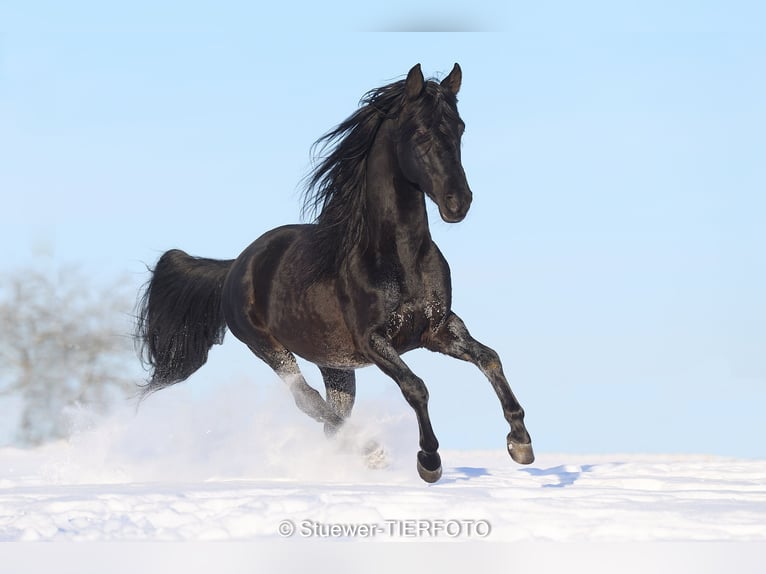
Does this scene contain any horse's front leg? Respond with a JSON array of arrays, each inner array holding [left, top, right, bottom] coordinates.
[[425, 312, 534, 465], [366, 332, 442, 483]]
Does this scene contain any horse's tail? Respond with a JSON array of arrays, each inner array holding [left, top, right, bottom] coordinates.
[[136, 249, 234, 397]]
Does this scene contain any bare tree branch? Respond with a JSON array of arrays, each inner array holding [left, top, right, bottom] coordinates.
[[0, 263, 137, 445]]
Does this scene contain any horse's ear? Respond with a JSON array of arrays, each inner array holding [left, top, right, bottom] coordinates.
[[405, 64, 424, 100], [441, 63, 462, 95]]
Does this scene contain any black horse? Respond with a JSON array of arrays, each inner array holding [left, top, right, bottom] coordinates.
[[136, 64, 533, 483]]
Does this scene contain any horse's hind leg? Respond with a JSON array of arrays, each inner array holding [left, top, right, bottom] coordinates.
[[245, 339, 344, 430], [319, 367, 356, 436], [319, 367, 386, 468], [426, 312, 534, 465]]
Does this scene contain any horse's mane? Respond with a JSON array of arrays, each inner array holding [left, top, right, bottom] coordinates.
[[301, 75, 455, 279]]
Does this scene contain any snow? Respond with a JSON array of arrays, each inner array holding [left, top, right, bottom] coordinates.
[[0, 381, 764, 571], [2, 446, 764, 543]]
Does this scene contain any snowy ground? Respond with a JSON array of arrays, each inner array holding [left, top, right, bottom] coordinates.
[[2, 445, 765, 543], [1, 382, 764, 571]]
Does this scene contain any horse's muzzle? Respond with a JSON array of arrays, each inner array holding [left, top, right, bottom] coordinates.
[[440, 190, 473, 223]]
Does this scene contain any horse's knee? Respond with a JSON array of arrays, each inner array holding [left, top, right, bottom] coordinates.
[[400, 376, 429, 408]]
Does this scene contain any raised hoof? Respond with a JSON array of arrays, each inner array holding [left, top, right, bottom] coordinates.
[[417, 451, 442, 483], [508, 441, 535, 465]]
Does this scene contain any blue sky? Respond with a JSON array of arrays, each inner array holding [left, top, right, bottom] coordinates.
[[1, 1, 764, 457]]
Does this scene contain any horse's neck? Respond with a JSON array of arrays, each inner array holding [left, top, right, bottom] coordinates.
[[364, 130, 432, 259]]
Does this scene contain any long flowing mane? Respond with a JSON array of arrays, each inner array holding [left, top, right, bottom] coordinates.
[[301, 79, 407, 276], [301, 74, 457, 278]]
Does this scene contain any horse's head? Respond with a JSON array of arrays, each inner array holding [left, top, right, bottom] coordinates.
[[396, 63, 473, 223]]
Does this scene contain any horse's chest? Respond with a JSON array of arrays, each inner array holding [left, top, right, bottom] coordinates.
[[385, 297, 448, 344], [378, 260, 450, 340]]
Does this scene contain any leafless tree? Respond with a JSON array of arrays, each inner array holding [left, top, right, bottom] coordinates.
[[0, 264, 136, 445]]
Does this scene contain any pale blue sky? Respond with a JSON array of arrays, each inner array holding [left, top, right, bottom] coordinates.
[[1, 1, 764, 457]]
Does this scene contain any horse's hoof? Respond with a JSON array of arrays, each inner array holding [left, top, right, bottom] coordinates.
[[417, 451, 442, 483], [363, 441, 389, 469], [417, 461, 442, 483], [508, 441, 535, 465]]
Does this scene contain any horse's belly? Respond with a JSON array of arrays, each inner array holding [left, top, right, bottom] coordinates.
[[300, 345, 371, 370], [278, 324, 370, 369]]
